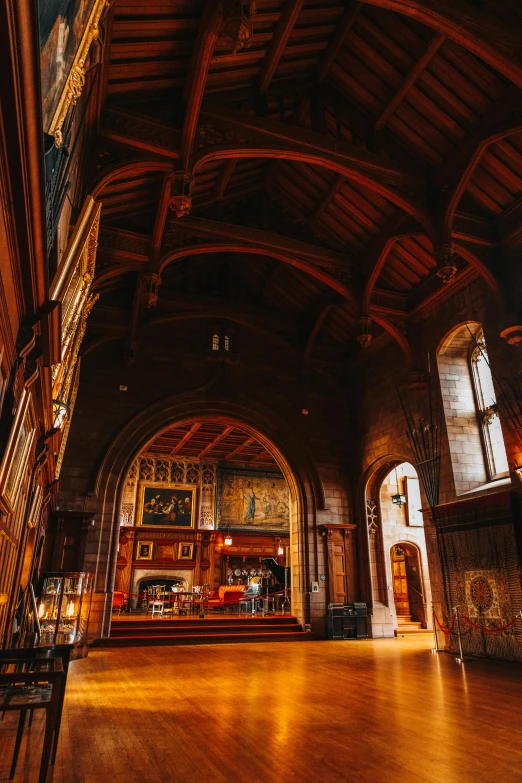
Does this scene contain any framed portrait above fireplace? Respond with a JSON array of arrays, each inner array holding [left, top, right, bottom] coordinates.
[[136, 541, 153, 560], [137, 483, 196, 528], [178, 543, 195, 560]]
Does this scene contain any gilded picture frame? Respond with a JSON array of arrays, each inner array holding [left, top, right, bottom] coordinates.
[[40, 0, 109, 146], [0, 389, 36, 515], [137, 483, 196, 529], [136, 541, 154, 561], [27, 484, 45, 529], [178, 543, 195, 560]]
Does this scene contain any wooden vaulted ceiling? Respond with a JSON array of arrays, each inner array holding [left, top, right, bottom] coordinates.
[[144, 420, 279, 467], [88, 0, 522, 365]]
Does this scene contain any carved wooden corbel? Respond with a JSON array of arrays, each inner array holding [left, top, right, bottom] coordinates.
[[168, 171, 194, 218], [141, 273, 162, 309], [435, 243, 457, 284], [357, 315, 373, 348], [220, 0, 256, 53]]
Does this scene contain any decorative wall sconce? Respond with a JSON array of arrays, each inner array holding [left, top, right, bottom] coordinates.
[[224, 531, 233, 546], [52, 399, 70, 431], [513, 462, 522, 480]]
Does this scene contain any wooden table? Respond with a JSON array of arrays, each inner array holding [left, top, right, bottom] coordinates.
[[166, 592, 208, 615], [0, 657, 65, 783]]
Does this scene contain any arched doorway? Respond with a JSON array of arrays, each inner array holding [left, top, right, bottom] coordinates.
[[85, 394, 327, 639], [364, 458, 433, 636], [390, 543, 426, 629]]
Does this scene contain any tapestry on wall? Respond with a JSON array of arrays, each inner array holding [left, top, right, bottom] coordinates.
[[436, 492, 522, 662], [215, 468, 289, 532]]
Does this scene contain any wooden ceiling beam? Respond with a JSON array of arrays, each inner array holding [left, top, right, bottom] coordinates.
[[304, 295, 341, 363], [358, 0, 522, 89], [497, 196, 522, 247], [310, 175, 345, 225], [180, 0, 223, 169], [374, 32, 445, 131], [224, 436, 255, 460], [170, 422, 202, 456], [197, 106, 431, 230], [152, 173, 174, 266], [361, 214, 417, 313], [213, 160, 237, 201], [258, 0, 305, 94], [249, 449, 272, 463], [322, 80, 429, 175], [98, 108, 180, 160], [195, 182, 262, 211], [316, 1, 362, 83], [438, 86, 522, 238], [453, 212, 495, 247], [199, 105, 425, 193], [165, 214, 354, 280], [198, 425, 235, 457]]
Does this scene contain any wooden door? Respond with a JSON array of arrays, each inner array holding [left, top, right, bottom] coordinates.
[[323, 525, 357, 605], [391, 546, 410, 616], [331, 542, 347, 604]]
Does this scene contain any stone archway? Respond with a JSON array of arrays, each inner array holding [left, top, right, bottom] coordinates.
[[84, 393, 327, 639], [390, 542, 428, 629], [362, 455, 436, 637]]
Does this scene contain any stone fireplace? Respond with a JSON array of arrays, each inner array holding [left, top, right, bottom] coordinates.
[[131, 568, 193, 609]]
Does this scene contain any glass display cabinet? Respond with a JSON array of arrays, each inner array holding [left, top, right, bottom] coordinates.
[[38, 572, 94, 647]]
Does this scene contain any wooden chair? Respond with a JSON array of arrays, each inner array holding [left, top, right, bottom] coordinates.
[[150, 599, 164, 617]]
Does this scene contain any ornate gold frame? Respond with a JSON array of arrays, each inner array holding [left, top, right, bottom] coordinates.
[[48, 0, 109, 147], [136, 541, 154, 561], [0, 389, 36, 515], [178, 542, 195, 560], [137, 482, 196, 529], [51, 196, 101, 479]]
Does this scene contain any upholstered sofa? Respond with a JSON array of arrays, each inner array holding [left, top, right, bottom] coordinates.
[[207, 584, 247, 610]]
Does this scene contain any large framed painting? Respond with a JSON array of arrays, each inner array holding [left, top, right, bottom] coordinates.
[[137, 483, 196, 529], [216, 469, 290, 532], [39, 0, 107, 143]]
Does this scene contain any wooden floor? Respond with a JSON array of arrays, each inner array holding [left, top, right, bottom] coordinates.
[[2, 635, 522, 783]]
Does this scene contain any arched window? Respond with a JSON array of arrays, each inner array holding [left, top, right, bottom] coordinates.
[[437, 323, 509, 494], [470, 331, 509, 479], [212, 333, 220, 351], [224, 334, 230, 352]]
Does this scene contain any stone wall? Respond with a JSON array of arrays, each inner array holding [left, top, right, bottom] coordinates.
[[354, 276, 522, 648]]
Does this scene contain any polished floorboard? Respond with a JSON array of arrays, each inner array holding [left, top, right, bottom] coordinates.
[[1, 635, 522, 783]]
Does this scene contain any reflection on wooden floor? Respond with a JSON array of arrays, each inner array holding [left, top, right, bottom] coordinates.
[[2, 635, 522, 783]]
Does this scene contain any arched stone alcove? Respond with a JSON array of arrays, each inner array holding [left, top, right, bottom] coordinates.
[[83, 393, 329, 638]]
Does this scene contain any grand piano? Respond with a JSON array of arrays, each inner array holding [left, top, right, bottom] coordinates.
[[243, 558, 290, 600]]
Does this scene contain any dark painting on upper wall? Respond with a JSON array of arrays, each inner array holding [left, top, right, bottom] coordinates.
[[39, 0, 97, 131], [137, 483, 196, 528]]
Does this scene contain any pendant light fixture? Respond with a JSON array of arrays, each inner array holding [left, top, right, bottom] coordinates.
[[391, 465, 406, 507]]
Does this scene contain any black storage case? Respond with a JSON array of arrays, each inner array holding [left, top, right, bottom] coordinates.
[[326, 602, 368, 640]]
